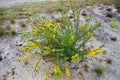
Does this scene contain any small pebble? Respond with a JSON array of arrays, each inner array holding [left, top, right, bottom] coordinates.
[[0, 56, 3, 61], [16, 44, 22, 46], [11, 70, 15, 76], [0, 51, 2, 54], [106, 13, 113, 18], [7, 53, 9, 55], [82, 11, 87, 16], [106, 8, 112, 11], [4, 56, 6, 59], [111, 37, 117, 41], [69, 15, 73, 19], [16, 53, 19, 56]]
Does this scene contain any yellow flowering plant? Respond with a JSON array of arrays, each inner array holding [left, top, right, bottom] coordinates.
[[19, 0, 105, 80]]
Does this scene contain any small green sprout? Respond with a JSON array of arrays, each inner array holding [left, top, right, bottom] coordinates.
[[94, 65, 105, 76], [20, 21, 26, 27], [10, 30, 16, 35], [106, 58, 112, 64], [10, 19, 15, 24], [0, 26, 4, 36]]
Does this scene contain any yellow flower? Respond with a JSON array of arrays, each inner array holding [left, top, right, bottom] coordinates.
[[44, 22, 53, 29], [33, 25, 38, 30], [94, 48, 99, 51], [43, 46, 50, 50], [72, 54, 79, 59], [54, 66, 61, 74], [22, 46, 30, 52], [49, 34, 55, 38], [88, 47, 104, 57], [71, 54, 79, 63], [22, 33, 26, 37], [87, 50, 96, 57], [18, 55, 32, 61], [38, 22, 42, 26], [33, 58, 40, 70], [87, 32, 94, 37], [24, 39, 29, 43], [53, 27, 57, 33], [27, 30, 34, 34], [71, 35, 75, 41], [52, 48, 55, 52], [29, 43, 39, 49], [45, 74, 49, 79], [29, 17, 33, 24], [80, 24, 88, 30], [94, 48, 104, 54], [34, 30, 38, 34], [98, 49, 104, 54], [65, 68, 71, 76]]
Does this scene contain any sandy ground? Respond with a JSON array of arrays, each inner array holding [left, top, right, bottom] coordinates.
[[0, 1, 120, 80]]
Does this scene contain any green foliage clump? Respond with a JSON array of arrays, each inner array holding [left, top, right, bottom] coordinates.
[[94, 65, 105, 76], [10, 19, 15, 24], [5, 25, 17, 36], [10, 30, 16, 35], [20, 21, 26, 27], [19, 1, 105, 80], [0, 26, 4, 36], [106, 58, 112, 64]]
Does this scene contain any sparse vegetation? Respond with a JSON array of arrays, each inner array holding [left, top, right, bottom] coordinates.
[[20, 21, 26, 27], [94, 65, 105, 76], [0, 0, 119, 24], [84, 63, 89, 69], [0, 26, 4, 36], [106, 58, 112, 64], [84, 63, 89, 71], [0, 7, 8, 24], [6, 25, 11, 30], [10, 30, 16, 35], [24, 61, 29, 65], [0, 25, 17, 36], [10, 19, 15, 24]]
